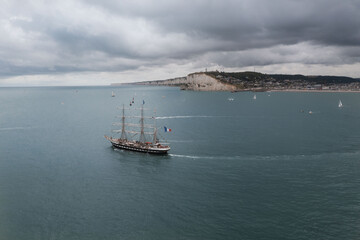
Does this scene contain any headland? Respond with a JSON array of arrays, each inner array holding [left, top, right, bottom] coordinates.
[[126, 71, 360, 92]]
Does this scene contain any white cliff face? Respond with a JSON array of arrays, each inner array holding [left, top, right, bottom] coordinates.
[[185, 73, 237, 91], [136, 73, 237, 91]]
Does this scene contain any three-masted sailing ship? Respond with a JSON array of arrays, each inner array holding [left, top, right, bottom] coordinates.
[[105, 104, 170, 154]]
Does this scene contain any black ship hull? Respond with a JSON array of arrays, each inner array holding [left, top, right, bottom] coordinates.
[[105, 136, 170, 154], [111, 142, 169, 154]]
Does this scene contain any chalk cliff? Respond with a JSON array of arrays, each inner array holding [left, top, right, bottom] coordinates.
[[134, 73, 237, 91], [185, 73, 237, 91]]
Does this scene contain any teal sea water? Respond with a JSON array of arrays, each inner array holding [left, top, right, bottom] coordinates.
[[1, 86, 360, 240]]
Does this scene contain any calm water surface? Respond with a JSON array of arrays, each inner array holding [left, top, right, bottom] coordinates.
[[0, 86, 360, 239]]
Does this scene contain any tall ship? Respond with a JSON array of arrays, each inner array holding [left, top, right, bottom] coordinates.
[[105, 104, 170, 154]]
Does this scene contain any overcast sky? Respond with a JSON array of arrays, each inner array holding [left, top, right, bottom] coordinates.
[[0, 0, 359, 86]]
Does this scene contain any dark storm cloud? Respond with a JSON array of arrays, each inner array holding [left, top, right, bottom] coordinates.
[[0, 0, 360, 81], [87, 0, 360, 47]]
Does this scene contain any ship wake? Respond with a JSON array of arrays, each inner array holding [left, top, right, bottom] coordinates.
[[0, 126, 36, 131], [156, 115, 228, 119]]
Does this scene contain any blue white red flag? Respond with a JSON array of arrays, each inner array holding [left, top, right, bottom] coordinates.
[[164, 126, 172, 132]]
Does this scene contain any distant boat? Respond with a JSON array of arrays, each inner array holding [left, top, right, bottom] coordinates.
[[338, 100, 343, 108], [309, 111, 313, 114], [228, 98, 234, 101], [112, 91, 115, 97], [253, 94, 256, 100]]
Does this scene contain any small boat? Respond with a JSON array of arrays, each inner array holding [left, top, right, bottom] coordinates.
[[309, 111, 313, 114], [338, 100, 343, 108], [228, 98, 234, 101], [111, 91, 115, 97], [253, 94, 256, 100]]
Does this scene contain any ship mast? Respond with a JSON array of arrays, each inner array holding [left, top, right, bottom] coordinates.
[[120, 104, 126, 140], [153, 109, 157, 144], [139, 103, 146, 143]]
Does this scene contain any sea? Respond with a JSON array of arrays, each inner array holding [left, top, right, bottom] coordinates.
[[0, 86, 360, 240]]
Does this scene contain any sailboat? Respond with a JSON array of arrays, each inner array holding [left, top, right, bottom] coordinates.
[[105, 104, 170, 154], [111, 91, 115, 97], [253, 94, 256, 100], [338, 100, 343, 108]]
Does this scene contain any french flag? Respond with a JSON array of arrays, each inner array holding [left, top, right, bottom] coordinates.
[[164, 126, 172, 132]]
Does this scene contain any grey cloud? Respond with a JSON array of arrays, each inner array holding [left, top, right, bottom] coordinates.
[[87, 0, 360, 47], [0, 0, 360, 82]]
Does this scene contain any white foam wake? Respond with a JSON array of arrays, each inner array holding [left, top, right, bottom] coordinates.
[[0, 126, 36, 131], [168, 154, 214, 159], [170, 151, 360, 161], [167, 140, 195, 143], [156, 115, 226, 119], [169, 154, 251, 160]]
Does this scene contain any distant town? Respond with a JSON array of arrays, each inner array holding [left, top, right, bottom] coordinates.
[[207, 71, 360, 91], [126, 71, 360, 92]]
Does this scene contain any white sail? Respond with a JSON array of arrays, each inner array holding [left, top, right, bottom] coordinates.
[[338, 100, 343, 108], [111, 91, 115, 97], [253, 94, 256, 100]]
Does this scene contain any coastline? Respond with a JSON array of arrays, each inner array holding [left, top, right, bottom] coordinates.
[[268, 89, 360, 93], [126, 83, 360, 93], [128, 71, 360, 92]]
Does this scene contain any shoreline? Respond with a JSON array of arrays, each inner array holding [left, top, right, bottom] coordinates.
[[128, 83, 360, 93], [267, 89, 360, 93]]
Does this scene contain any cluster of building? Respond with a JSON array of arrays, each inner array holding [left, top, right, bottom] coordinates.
[[212, 73, 360, 91]]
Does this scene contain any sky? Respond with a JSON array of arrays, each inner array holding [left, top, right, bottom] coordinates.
[[0, 0, 359, 86]]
